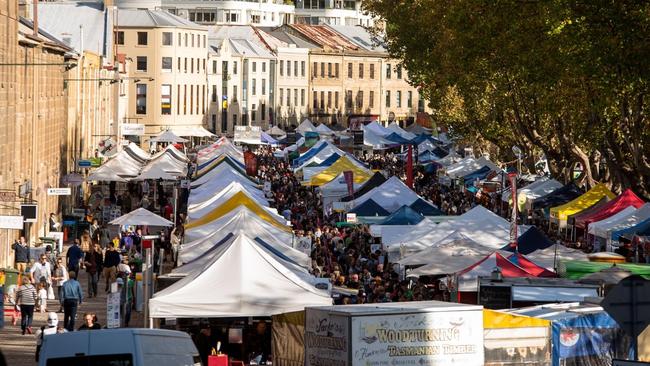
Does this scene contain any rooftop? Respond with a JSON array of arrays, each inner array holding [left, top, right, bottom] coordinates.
[[117, 8, 205, 30], [326, 25, 386, 53], [289, 24, 360, 52]]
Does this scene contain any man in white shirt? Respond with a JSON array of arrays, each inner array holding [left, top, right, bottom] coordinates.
[[30, 254, 52, 286]]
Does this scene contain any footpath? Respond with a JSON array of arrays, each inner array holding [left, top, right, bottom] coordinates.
[[0, 245, 145, 365]]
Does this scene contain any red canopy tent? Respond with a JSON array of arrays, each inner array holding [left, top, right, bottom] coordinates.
[[574, 189, 645, 229], [507, 252, 557, 277]]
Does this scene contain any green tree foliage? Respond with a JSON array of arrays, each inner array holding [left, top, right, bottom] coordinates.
[[364, 0, 650, 196]]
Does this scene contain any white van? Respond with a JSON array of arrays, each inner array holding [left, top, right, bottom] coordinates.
[[38, 328, 201, 366]]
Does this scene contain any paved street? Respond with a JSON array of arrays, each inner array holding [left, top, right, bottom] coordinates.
[[0, 246, 143, 365]]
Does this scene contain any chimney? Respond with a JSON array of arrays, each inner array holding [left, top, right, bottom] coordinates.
[[104, 0, 114, 8], [33, 0, 38, 37]]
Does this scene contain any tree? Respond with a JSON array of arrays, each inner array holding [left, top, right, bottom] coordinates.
[[364, 0, 650, 197]]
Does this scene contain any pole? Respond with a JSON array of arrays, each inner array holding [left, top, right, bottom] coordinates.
[[143, 246, 151, 328], [173, 184, 178, 227]]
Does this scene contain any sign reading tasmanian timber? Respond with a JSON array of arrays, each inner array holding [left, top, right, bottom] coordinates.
[[350, 311, 484, 366], [305, 309, 349, 366]]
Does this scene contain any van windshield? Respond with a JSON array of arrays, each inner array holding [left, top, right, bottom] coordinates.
[[46, 353, 133, 366]]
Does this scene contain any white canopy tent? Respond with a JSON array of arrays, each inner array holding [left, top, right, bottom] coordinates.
[[100, 150, 144, 177], [109, 207, 173, 227], [387, 122, 417, 140], [187, 182, 270, 221], [180, 207, 301, 265], [364, 121, 392, 136], [435, 149, 462, 166], [125, 142, 151, 162], [363, 125, 397, 150], [315, 124, 335, 135], [149, 234, 331, 318], [523, 245, 589, 270], [87, 165, 129, 182], [418, 139, 437, 154], [398, 232, 492, 266], [149, 129, 188, 143], [132, 165, 178, 181], [353, 176, 422, 212], [188, 169, 260, 204], [197, 139, 244, 164], [146, 152, 188, 176], [266, 126, 287, 137], [587, 206, 639, 240], [592, 203, 650, 243], [171, 126, 215, 137], [190, 160, 252, 188], [296, 119, 317, 134]]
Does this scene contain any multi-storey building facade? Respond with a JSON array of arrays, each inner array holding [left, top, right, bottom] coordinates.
[[159, 0, 294, 27], [0, 0, 71, 265], [116, 8, 209, 137], [293, 0, 373, 27]]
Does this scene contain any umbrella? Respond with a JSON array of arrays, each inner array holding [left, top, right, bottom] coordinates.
[[150, 130, 189, 143], [109, 208, 173, 227], [578, 265, 632, 285]]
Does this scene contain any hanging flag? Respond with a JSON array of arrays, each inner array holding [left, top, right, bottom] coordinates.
[[406, 144, 414, 188], [343, 170, 354, 196], [244, 150, 258, 176], [508, 173, 518, 250]]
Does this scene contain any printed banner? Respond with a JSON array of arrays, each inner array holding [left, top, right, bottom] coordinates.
[[305, 309, 349, 366], [343, 171, 354, 196], [508, 173, 518, 249], [244, 151, 258, 177]]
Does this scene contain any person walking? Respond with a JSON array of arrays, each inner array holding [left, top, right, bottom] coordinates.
[[35, 312, 66, 362], [52, 257, 68, 313], [66, 239, 83, 279], [99, 225, 111, 249], [78, 312, 101, 330], [83, 244, 102, 298], [16, 276, 37, 335], [30, 254, 52, 288], [11, 236, 30, 273], [122, 274, 135, 327], [61, 271, 83, 332], [103, 244, 121, 292]]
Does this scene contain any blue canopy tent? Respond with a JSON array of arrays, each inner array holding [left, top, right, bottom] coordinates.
[[409, 198, 445, 216], [341, 172, 387, 202], [261, 132, 278, 145], [384, 132, 413, 145], [412, 134, 442, 145], [349, 199, 390, 217], [418, 150, 440, 163], [462, 166, 493, 186], [511, 306, 633, 366], [532, 183, 583, 210], [312, 153, 341, 167], [378, 205, 425, 225], [196, 154, 246, 174], [292, 142, 328, 167], [501, 226, 553, 255], [614, 217, 650, 241]]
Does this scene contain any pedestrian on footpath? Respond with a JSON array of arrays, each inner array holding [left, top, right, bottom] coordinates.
[[78, 312, 101, 330], [16, 276, 37, 335], [103, 243, 121, 292], [11, 236, 30, 273], [52, 257, 69, 313], [61, 270, 83, 332], [84, 244, 102, 298], [35, 312, 66, 362], [30, 254, 52, 289], [66, 239, 83, 279]]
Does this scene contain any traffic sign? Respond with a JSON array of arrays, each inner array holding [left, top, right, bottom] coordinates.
[[601, 275, 650, 339], [47, 188, 71, 196], [78, 160, 92, 167]]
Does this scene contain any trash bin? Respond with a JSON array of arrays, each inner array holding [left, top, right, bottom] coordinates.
[[1, 268, 19, 287]]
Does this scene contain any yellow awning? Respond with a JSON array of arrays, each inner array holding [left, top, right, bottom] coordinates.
[[483, 309, 551, 329], [550, 183, 615, 222], [184, 191, 290, 232], [307, 156, 372, 187]]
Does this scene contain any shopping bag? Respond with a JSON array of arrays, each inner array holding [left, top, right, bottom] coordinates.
[[47, 285, 55, 300]]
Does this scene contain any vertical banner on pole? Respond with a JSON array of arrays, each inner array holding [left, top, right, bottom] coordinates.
[[508, 173, 518, 250], [406, 145, 414, 189], [244, 150, 258, 177], [343, 171, 354, 196]]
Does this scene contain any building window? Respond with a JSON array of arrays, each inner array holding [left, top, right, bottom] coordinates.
[[280, 60, 284, 76], [233, 114, 238, 126], [191, 34, 195, 47], [301, 89, 305, 106], [262, 79, 266, 95], [183, 85, 187, 114], [301, 61, 305, 77], [252, 104, 257, 121], [190, 85, 194, 115], [327, 62, 332, 77], [357, 90, 363, 109], [287, 89, 291, 106], [396, 65, 403, 79], [261, 103, 266, 120], [320, 62, 324, 78], [335, 91, 339, 108], [348, 63, 352, 78], [327, 91, 332, 108], [225, 11, 239, 23], [407, 91, 413, 108], [313, 62, 317, 77], [191, 58, 194, 73], [386, 64, 391, 79], [369, 91, 374, 108], [162, 32, 172, 46], [136, 56, 147, 72], [287, 60, 291, 76], [203, 35, 206, 47], [177, 57, 181, 72], [161, 57, 172, 72], [184, 33, 188, 47], [212, 114, 217, 130], [262, 62, 266, 72], [279, 89, 284, 106], [212, 60, 217, 74], [386, 90, 391, 108], [251, 14, 260, 23], [233, 61, 238, 75], [161, 84, 172, 115], [178, 33, 181, 46], [418, 98, 425, 112], [320, 91, 324, 109], [222, 61, 228, 79], [115, 31, 124, 45], [136, 84, 147, 114], [313, 91, 317, 109], [370, 64, 375, 79], [294, 88, 298, 106], [137, 32, 148, 45], [212, 85, 217, 102], [189, 10, 216, 23], [396, 90, 402, 108], [252, 62, 256, 73], [346, 90, 352, 109], [294, 61, 298, 77], [335, 63, 339, 78], [177, 85, 180, 114], [359, 63, 364, 79], [252, 79, 256, 96], [233, 85, 238, 102]]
